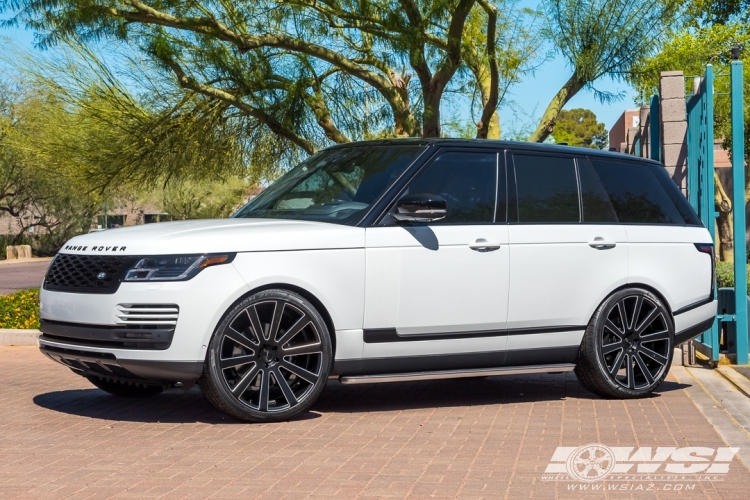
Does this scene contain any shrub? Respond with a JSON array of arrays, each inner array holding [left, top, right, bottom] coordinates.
[[0, 288, 40, 329], [715, 261, 750, 296]]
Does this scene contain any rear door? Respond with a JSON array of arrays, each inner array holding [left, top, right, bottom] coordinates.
[[506, 152, 629, 366]]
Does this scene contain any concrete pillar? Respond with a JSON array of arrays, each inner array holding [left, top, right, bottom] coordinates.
[[627, 127, 639, 155], [659, 71, 688, 190]]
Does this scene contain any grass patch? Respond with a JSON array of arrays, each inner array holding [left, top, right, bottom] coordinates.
[[0, 288, 40, 329]]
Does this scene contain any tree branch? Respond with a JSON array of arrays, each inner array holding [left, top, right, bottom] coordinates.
[[161, 56, 317, 154]]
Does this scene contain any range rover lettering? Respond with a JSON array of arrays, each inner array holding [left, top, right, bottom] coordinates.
[[39, 140, 717, 422]]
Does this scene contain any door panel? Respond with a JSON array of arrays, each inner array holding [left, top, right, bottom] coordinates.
[[362, 149, 510, 364], [507, 225, 628, 329], [365, 225, 510, 335]]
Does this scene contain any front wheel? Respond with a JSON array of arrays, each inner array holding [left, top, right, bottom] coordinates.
[[575, 288, 673, 399], [200, 289, 332, 423]]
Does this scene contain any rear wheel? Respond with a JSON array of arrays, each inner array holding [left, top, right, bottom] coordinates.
[[86, 376, 163, 397], [200, 289, 332, 423], [576, 288, 673, 398]]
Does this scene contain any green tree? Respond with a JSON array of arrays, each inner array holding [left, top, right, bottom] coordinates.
[[2, 0, 543, 152], [528, 0, 681, 143], [0, 80, 102, 253], [550, 108, 607, 148]]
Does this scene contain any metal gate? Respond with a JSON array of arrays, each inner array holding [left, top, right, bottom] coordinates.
[[683, 61, 747, 364]]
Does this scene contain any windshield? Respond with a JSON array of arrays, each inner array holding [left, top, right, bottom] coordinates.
[[233, 145, 426, 225]]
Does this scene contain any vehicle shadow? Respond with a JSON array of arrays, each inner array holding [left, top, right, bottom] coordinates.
[[315, 373, 690, 414], [33, 373, 690, 424], [32, 387, 252, 424]]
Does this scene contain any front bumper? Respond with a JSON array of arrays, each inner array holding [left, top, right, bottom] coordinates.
[[38, 262, 250, 383], [40, 343, 203, 385]]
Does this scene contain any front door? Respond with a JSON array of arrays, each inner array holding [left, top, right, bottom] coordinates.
[[362, 150, 510, 372]]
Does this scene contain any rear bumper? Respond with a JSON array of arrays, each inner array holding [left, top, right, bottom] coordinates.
[[40, 343, 203, 385], [674, 299, 717, 345]]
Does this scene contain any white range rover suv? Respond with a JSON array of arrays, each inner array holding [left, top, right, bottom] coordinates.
[[39, 139, 716, 422]]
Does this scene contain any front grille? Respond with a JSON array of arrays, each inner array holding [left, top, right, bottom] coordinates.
[[44, 254, 135, 294], [116, 304, 179, 326]]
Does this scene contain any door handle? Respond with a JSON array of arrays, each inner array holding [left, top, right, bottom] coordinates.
[[588, 237, 617, 250], [469, 238, 501, 252]]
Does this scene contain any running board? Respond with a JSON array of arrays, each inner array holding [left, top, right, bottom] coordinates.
[[338, 363, 576, 385]]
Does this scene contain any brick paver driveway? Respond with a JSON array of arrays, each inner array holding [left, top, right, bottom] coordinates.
[[2, 346, 750, 499]]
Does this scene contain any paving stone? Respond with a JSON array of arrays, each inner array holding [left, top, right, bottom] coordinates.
[[1, 346, 750, 498]]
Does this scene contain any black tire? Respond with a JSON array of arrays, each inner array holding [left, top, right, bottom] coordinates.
[[86, 376, 164, 397], [199, 289, 333, 423], [575, 288, 674, 399]]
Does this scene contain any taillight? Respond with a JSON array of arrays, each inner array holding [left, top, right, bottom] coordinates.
[[695, 243, 715, 297]]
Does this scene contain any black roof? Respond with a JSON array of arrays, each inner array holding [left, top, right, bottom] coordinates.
[[326, 138, 657, 165]]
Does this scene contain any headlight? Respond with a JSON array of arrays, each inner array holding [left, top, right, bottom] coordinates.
[[123, 254, 236, 281]]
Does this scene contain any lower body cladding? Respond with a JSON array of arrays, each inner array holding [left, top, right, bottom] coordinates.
[[673, 299, 718, 345], [333, 327, 584, 384], [39, 344, 203, 385]]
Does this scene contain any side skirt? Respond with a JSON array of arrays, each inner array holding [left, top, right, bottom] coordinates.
[[332, 345, 580, 376], [339, 363, 576, 385]]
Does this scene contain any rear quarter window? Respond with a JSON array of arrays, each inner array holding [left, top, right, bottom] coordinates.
[[589, 158, 698, 225]]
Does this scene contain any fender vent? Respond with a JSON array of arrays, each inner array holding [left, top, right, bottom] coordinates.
[[116, 304, 179, 326]]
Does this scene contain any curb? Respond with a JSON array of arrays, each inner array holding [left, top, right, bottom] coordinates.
[[0, 329, 41, 346]]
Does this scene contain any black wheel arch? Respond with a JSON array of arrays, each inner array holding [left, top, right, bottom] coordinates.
[[599, 283, 674, 323]]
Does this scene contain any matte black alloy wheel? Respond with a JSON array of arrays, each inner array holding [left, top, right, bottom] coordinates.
[[600, 295, 671, 390], [201, 290, 332, 422], [576, 289, 673, 399]]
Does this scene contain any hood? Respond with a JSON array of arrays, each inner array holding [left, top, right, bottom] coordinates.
[[59, 219, 365, 255]]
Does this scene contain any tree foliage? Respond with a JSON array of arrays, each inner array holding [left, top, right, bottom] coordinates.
[[550, 108, 607, 148], [528, 0, 681, 143], [0, 79, 102, 252], [2, 0, 543, 156]]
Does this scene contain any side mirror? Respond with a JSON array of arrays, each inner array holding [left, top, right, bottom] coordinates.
[[391, 193, 447, 223]]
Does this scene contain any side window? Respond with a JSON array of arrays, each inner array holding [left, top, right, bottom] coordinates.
[[513, 154, 579, 223], [648, 163, 702, 226], [590, 158, 686, 224], [577, 157, 618, 223], [400, 151, 497, 224]]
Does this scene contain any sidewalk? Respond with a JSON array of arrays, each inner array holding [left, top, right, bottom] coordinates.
[[3, 346, 750, 498]]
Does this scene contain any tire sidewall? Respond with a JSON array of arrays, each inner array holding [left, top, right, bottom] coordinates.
[[205, 289, 333, 422], [587, 288, 674, 398]]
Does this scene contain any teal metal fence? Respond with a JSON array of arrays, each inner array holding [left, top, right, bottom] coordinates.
[[685, 62, 747, 364], [686, 66, 720, 362], [730, 60, 748, 365], [650, 95, 660, 161]]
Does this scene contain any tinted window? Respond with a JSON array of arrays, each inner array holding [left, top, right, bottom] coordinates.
[[590, 158, 687, 224], [578, 157, 618, 223], [401, 151, 497, 224], [514, 154, 579, 223], [233, 146, 425, 225], [648, 163, 702, 226]]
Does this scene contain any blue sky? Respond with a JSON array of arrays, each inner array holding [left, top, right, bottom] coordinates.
[[1, 5, 637, 134]]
